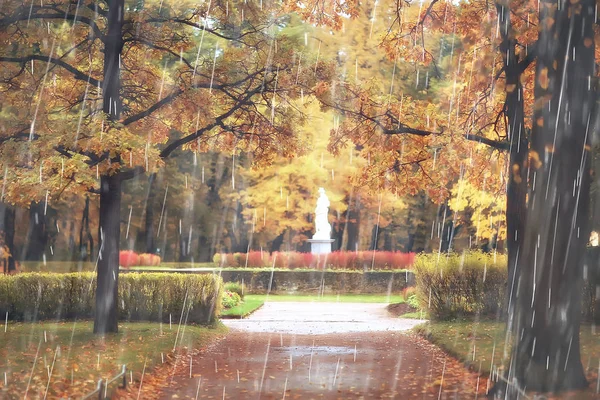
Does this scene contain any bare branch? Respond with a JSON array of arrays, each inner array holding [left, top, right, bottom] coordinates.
[[0, 55, 102, 87]]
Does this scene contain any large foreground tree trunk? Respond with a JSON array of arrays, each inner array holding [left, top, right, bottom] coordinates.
[[94, 0, 124, 335], [94, 173, 121, 334], [505, 0, 595, 392]]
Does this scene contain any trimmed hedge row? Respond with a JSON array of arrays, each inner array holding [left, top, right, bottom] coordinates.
[[216, 269, 415, 294], [415, 251, 600, 321], [0, 273, 222, 323], [213, 251, 415, 271], [414, 252, 506, 319]]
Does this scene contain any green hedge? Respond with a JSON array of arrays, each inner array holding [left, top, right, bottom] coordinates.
[[216, 269, 415, 294], [414, 252, 507, 319], [415, 250, 600, 321], [0, 273, 223, 324]]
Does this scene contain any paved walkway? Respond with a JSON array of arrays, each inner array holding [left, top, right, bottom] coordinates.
[[222, 302, 425, 334], [136, 302, 486, 399]]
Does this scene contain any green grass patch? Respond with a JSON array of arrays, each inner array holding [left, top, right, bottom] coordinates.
[[220, 298, 265, 318], [399, 311, 429, 319], [414, 320, 509, 375], [415, 320, 600, 377], [0, 321, 227, 398], [246, 293, 405, 303]]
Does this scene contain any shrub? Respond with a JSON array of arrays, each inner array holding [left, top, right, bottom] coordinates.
[[402, 286, 417, 301], [119, 251, 161, 267], [414, 252, 507, 320], [212, 251, 415, 271], [119, 251, 139, 268], [221, 291, 241, 309], [406, 294, 420, 309], [224, 281, 245, 298], [0, 272, 223, 324]]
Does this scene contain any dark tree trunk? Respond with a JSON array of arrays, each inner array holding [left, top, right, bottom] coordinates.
[[94, 173, 122, 334], [405, 233, 415, 252], [383, 229, 392, 251], [94, 0, 124, 335], [24, 202, 47, 261], [504, 0, 594, 392], [496, 0, 529, 321], [142, 173, 157, 254], [369, 224, 379, 251], [78, 196, 94, 261], [270, 231, 285, 253], [0, 204, 16, 273]]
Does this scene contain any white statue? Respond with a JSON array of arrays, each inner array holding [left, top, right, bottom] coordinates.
[[313, 187, 331, 240]]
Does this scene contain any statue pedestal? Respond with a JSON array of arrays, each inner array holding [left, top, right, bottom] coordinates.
[[307, 239, 335, 254]]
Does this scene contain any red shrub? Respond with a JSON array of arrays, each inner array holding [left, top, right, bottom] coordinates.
[[138, 253, 155, 266], [301, 253, 314, 268], [214, 250, 414, 271], [119, 251, 139, 268], [244, 251, 267, 268], [151, 254, 161, 266]]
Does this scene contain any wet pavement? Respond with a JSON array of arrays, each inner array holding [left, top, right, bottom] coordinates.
[[156, 330, 485, 399], [222, 302, 425, 334], [137, 302, 486, 399]]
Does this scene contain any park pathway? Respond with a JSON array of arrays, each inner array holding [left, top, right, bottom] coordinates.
[[150, 303, 486, 399]]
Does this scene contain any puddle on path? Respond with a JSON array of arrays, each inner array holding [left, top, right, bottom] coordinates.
[[273, 345, 356, 356]]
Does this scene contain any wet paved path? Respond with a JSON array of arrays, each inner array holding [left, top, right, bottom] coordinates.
[[222, 302, 425, 334], [148, 302, 485, 399]]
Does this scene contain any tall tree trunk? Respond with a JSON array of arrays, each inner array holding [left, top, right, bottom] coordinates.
[[143, 173, 157, 254], [94, 174, 121, 334], [79, 196, 94, 261], [270, 231, 285, 253], [24, 202, 47, 261], [496, 0, 529, 321], [505, 0, 594, 392], [94, 0, 124, 335], [369, 223, 379, 251], [0, 204, 16, 273]]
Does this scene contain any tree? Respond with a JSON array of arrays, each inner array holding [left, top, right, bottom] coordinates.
[[502, 0, 595, 392], [307, 0, 596, 392], [0, 0, 332, 333]]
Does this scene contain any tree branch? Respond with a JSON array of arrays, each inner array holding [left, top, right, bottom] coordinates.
[[159, 79, 271, 158], [0, 10, 104, 41], [464, 134, 510, 150], [0, 55, 102, 87]]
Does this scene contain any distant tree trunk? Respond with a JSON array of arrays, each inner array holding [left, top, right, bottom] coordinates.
[[383, 229, 392, 251], [94, 0, 124, 335], [142, 173, 157, 254], [504, 0, 594, 392], [369, 224, 377, 250], [0, 204, 16, 273], [78, 196, 94, 261], [270, 231, 285, 253], [24, 202, 47, 261]]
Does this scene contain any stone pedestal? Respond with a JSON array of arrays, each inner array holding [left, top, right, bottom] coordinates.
[[307, 239, 335, 254]]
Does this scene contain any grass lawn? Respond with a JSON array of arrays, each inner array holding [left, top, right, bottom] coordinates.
[[220, 297, 265, 318], [416, 320, 600, 381], [247, 293, 405, 303], [0, 320, 227, 398], [220, 293, 405, 318]]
